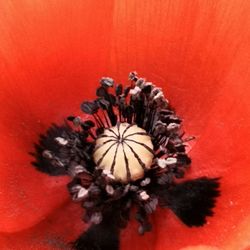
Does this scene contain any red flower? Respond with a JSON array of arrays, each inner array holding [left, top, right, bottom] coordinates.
[[1, 1, 250, 249]]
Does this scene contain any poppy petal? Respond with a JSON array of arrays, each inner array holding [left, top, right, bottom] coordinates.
[[0, 201, 85, 249], [0, 0, 114, 232], [1, 0, 250, 249], [109, 0, 250, 249]]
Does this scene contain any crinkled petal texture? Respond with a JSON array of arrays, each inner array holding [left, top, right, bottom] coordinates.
[[0, 0, 250, 249]]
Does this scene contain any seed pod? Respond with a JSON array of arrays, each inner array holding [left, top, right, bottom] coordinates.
[[93, 123, 154, 183]]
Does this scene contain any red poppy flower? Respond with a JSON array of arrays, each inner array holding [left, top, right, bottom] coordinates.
[[1, 1, 250, 249]]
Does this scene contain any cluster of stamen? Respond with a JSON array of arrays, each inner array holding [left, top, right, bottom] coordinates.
[[33, 72, 219, 248]]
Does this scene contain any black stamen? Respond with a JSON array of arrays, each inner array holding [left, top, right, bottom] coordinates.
[[92, 114, 102, 128], [95, 113, 105, 128], [32, 72, 220, 250]]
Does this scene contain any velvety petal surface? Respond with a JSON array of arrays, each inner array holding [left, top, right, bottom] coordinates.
[[0, 0, 114, 232], [0, 201, 85, 249], [0, 0, 250, 250], [109, 1, 250, 249]]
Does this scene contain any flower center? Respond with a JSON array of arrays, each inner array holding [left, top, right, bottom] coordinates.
[[93, 122, 154, 183]]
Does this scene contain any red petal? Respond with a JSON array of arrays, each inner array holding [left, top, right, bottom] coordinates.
[[109, 1, 250, 249], [0, 0, 114, 232], [1, 0, 250, 249], [0, 202, 85, 249]]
